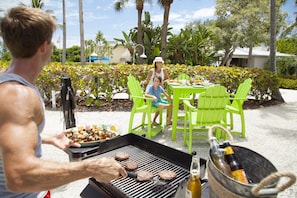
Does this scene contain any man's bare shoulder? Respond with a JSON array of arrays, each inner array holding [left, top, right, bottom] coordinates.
[[0, 82, 40, 111]]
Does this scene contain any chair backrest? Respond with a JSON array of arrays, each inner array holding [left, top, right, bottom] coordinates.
[[127, 75, 145, 107], [176, 73, 190, 80], [196, 85, 229, 125], [231, 78, 252, 109]]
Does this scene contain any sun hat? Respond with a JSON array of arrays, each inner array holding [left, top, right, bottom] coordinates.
[[153, 57, 164, 64]]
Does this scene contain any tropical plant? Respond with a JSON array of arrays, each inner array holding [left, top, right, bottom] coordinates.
[[114, 0, 152, 63], [141, 11, 164, 63], [167, 22, 216, 65], [277, 37, 297, 55]]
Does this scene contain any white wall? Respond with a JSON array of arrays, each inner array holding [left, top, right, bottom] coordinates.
[[110, 46, 131, 64]]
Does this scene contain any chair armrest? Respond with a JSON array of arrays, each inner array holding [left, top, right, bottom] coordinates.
[[130, 95, 146, 100], [130, 95, 154, 100], [231, 97, 247, 101], [183, 100, 197, 112], [229, 97, 247, 105]]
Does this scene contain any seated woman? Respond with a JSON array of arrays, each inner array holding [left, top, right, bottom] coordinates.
[[141, 57, 170, 92], [145, 76, 172, 126]]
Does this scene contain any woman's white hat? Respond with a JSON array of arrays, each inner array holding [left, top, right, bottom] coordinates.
[[153, 56, 164, 64]]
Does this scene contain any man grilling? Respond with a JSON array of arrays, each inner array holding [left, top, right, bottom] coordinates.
[[0, 5, 127, 198]]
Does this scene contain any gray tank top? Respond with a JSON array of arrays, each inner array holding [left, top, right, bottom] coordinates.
[[0, 73, 46, 198]]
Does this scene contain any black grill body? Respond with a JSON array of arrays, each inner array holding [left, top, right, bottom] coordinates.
[[65, 134, 209, 198]]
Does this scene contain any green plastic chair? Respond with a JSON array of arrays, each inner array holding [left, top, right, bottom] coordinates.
[[183, 85, 229, 153], [127, 75, 163, 139], [225, 78, 252, 138]]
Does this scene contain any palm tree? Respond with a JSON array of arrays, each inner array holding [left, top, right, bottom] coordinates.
[[62, 0, 66, 65], [27, 0, 55, 17], [270, 0, 284, 102], [114, 0, 152, 63], [157, 0, 174, 59], [31, 0, 44, 8], [85, 39, 96, 60], [95, 31, 108, 58], [79, 0, 85, 65], [280, 0, 297, 37]]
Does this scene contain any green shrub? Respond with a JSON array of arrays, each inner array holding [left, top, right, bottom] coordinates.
[[0, 61, 283, 108]]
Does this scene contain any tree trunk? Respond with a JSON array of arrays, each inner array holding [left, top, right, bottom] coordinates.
[[62, 0, 66, 65], [270, 0, 284, 102], [247, 43, 253, 67], [136, 3, 144, 64], [79, 0, 85, 65], [160, 2, 172, 59]]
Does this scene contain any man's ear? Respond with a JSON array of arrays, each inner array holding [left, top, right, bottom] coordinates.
[[39, 41, 47, 53]]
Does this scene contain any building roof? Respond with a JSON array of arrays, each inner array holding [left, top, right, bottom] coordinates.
[[217, 46, 295, 58]]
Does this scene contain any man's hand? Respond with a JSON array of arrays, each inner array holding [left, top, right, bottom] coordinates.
[[41, 131, 81, 150], [53, 131, 81, 150], [86, 157, 127, 183]]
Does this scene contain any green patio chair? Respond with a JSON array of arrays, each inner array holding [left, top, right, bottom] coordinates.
[[225, 78, 252, 138], [127, 75, 163, 139], [183, 85, 229, 153]]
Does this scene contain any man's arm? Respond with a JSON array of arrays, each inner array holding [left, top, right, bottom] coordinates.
[[0, 83, 126, 192]]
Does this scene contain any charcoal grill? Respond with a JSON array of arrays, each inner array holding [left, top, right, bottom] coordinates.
[[65, 134, 210, 198]]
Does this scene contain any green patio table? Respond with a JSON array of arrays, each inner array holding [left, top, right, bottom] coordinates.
[[167, 82, 209, 141]]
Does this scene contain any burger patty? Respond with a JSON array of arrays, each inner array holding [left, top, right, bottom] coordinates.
[[125, 160, 138, 171], [136, 170, 154, 182], [115, 151, 130, 161], [158, 170, 177, 181]]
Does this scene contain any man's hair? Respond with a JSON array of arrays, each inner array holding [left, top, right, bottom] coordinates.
[[0, 5, 57, 58]]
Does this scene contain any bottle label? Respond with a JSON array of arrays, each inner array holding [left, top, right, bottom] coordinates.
[[232, 169, 248, 184], [185, 189, 192, 198], [224, 146, 234, 155]]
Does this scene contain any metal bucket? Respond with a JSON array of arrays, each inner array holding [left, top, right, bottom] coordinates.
[[207, 125, 296, 198]]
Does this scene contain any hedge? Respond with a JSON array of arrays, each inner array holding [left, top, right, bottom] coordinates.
[[0, 61, 282, 108]]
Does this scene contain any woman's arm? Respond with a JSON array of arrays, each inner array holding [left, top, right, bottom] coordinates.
[[163, 69, 170, 82], [141, 70, 153, 85]]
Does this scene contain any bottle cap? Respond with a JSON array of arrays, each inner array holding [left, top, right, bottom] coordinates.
[[209, 137, 217, 141]]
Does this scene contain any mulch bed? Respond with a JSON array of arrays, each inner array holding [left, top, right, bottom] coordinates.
[[47, 98, 283, 112]]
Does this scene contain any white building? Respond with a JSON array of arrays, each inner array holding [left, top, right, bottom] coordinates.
[[217, 46, 296, 68]]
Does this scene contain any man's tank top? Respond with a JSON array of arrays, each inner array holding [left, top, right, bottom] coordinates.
[[0, 73, 46, 198]]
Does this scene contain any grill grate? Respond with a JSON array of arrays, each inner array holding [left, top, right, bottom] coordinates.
[[90, 145, 190, 198]]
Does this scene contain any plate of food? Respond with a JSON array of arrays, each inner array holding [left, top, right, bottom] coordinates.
[[168, 82, 181, 86], [65, 124, 120, 147]]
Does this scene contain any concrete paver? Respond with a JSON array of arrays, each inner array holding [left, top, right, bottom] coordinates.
[[42, 89, 297, 198]]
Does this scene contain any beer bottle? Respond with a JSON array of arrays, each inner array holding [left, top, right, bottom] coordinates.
[[185, 153, 202, 198], [209, 137, 232, 177], [222, 141, 248, 184]]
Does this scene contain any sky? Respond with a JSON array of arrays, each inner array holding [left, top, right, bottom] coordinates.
[[0, 0, 296, 48]]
